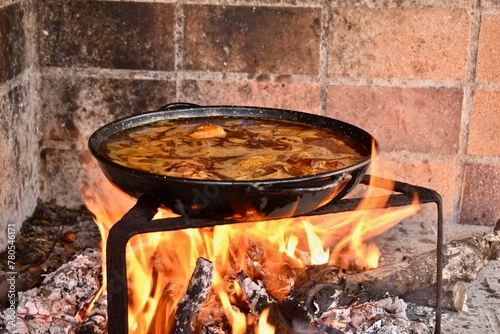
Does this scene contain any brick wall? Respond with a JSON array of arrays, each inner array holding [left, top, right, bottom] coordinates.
[[1, 1, 499, 243]]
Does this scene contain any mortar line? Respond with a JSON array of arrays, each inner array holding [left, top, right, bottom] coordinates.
[[318, 0, 331, 116], [379, 151, 500, 165], [0, 73, 24, 97], [96, 0, 475, 9], [27, 0, 42, 193], [451, 1, 482, 225], [175, 1, 184, 102], [325, 77, 464, 89], [476, 81, 500, 91], [39, 67, 178, 81], [37, 65, 468, 90], [182, 0, 323, 7]]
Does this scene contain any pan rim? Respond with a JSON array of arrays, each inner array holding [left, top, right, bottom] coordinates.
[[88, 105, 377, 187]]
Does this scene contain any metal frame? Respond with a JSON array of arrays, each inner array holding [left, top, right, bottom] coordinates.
[[105, 175, 443, 334]]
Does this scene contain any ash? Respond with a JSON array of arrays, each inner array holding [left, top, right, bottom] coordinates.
[[0, 248, 103, 334], [313, 296, 435, 334]]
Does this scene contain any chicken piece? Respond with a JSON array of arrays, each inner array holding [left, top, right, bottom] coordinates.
[[188, 124, 227, 139]]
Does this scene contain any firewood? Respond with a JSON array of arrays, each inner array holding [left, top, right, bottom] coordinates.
[[344, 224, 500, 306], [194, 293, 228, 334], [279, 265, 347, 324], [440, 280, 466, 312], [235, 270, 277, 315], [174, 257, 214, 334], [278, 224, 500, 322], [404, 280, 467, 312], [236, 271, 294, 334]]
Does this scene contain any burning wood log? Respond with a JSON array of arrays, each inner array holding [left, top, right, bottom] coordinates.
[[279, 223, 500, 323], [345, 222, 500, 308], [235, 268, 434, 334], [174, 257, 214, 334], [235, 270, 277, 315], [279, 265, 347, 324], [236, 271, 294, 334]]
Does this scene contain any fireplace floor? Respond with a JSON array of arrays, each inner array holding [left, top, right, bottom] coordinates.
[[0, 203, 498, 333]]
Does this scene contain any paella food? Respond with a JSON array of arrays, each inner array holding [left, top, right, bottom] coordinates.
[[100, 117, 370, 180]]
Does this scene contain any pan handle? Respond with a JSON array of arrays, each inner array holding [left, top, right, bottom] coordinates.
[[158, 102, 201, 111], [251, 176, 351, 196]]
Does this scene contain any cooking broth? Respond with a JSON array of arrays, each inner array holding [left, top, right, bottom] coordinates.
[[100, 117, 370, 180]]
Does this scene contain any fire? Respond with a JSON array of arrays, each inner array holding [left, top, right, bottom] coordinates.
[[323, 175, 420, 270], [79, 179, 136, 322], [257, 308, 275, 333], [219, 288, 247, 334], [81, 161, 420, 333]]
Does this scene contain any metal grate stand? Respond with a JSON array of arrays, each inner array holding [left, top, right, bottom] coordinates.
[[105, 174, 443, 334]]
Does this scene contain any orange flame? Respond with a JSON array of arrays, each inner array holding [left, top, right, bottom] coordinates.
[[79, 178, 136, 322], [81, 156, 420, 332], [257, 308, 275, 333], [320, 175, 420, 270]]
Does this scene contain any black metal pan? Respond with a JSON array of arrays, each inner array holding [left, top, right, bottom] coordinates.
[[88, 103, 377, 221]]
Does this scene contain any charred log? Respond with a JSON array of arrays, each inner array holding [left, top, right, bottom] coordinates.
[[236, 271, 294, 334], [236, 270, 277, 315], [174, 257, 214, 334], [278, 225, 500, 323], [279, 265, 347, 324], [344, 225, 500, 307]]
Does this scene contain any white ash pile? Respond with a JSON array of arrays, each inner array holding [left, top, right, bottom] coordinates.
[[316, 296, 434, 334], [0, 248, 107, 334]]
